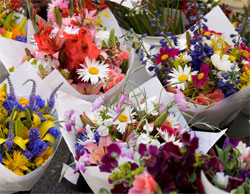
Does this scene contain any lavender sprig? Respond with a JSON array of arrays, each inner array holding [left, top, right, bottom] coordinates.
[[23, 79, 37, 115], [7, 76, 16, 101]]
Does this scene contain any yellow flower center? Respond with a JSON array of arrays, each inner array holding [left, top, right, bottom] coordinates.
[[88, 67, 99, 75], [178, 74, 188, 82], [19, 97, 29, 107], [198, 73, 205, 80], [93, 119, 98, 123], [118, 114, 128, 123], [241, 50, 249, 58], [229, 55, 236, 62], [164, 121, 172, 127], [204, 32, 211, 36], [161, 54, 169, 61]]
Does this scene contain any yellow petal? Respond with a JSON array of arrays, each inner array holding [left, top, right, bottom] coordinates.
[[14, 136, 29, 150], [0, 138, 6, 144], [38, 121, 56, 139], [42, 115, 56, 121], [41, 133, 55, 144], [32, 113, 41, 128]]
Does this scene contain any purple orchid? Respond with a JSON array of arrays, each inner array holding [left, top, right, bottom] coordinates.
[[92, 95, 105, 112], [64, 109, 76, 132], [174, 88, 187, 111], [74, 151, 91, 174]]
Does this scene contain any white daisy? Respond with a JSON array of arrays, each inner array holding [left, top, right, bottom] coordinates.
[[176, 36, 187, 50], [95, 30, 110, 49], [139, 96, 159, 116], [211, 53, 234, 72], [158, 130, 182, 147], [165, 113, 180, 129], [109, 107, 136, 134], [168, 65, 192, 90], [77, 57, 110, 85]]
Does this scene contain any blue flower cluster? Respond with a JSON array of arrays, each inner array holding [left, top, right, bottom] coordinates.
[[15, 35, 27, 43], [48, 127, 60, 139], [75, 143, 85, 157], [0, 153, 2, 164]]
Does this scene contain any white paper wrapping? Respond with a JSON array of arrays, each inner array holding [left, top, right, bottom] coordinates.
[[0, 63, 61, 193], [201, 171, 229, 194]]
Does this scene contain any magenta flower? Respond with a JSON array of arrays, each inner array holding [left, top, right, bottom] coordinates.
[[64, 109, 76, 132], [155, 46, 179, 64], [174, 89, 187, 111], [92, 95, 104, 112], [116, 93, 127, 113], [192, 63, 210, 88], [74, 151, 90, 174]]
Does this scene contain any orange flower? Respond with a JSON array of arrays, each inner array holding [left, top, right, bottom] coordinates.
[[63, 28, 100, 71], [194, 89, 224, 105]]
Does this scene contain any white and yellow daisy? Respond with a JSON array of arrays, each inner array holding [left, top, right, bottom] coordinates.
[[165, 113, 180, 129], [77, 57, 110, 85], [168, 65, 192, 90], [109, 107, 136, 134]]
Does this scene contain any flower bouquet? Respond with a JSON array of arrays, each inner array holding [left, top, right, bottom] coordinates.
[[132, 5, 250, 129], [0, 0, 27, 42], [57, 76, 226, 193], [201, 138, 250, 194], [0, 65, 62, 193]]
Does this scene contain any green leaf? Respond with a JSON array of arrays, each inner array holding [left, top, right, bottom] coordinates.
[[53, 7, 63, 28], [99, 188, 110, 194]]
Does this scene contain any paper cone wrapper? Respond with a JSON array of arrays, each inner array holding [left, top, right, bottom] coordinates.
[[0, 63, 61, 193], [201, 171, 229, 194]]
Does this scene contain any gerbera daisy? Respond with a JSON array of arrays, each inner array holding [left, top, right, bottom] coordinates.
[[192, 63, 210, 88], [77, 57, 110, 85], [168, 65, 192, 90], [155, 46, 179, 64]]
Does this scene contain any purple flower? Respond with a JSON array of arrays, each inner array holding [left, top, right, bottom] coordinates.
[[138, 144, 147, 156], [223, 138, 239, 150], [0, 153, 2, 164], [174, 88, 187, 111], [107, 143, 121, 156], [100, 154, 119, 173], [64, 110, 76, 132], [74, 151, 90, 174], [92, 95, 104, 112], [117, 142, 134, 160], [149, 145, 159, 157], [116, 94, 127, 113]]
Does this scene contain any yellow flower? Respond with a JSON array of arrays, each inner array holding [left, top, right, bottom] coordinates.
[[0, 88, 6, 102], [19, 97, 29, 107], [34, 147, 53, 166], [102, 12, 110, 18], [3, 151, 31, 176], [239, 68, 250, 89]]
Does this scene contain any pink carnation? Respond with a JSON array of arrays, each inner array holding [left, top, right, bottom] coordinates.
[[104, 69, 125, 92]]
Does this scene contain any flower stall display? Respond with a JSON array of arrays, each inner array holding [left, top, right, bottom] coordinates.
[[57, 77, 227, 193], [0, 0, 27, 42], [201, 138, 250, 194], [132, 6, 250, 129], [0, 64, 62, 193]]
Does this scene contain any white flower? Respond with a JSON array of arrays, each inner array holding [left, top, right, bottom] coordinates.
[[151, 139, 161, 147], [237, 141, 250, 156], [215, 172, 229, 188], [160, 132, 182, 147], [95, 30, 110, 49], [64, 26, 80, 35], [109, 107, 136, 134], [97, 125, 109, 136], [140, 96, 159, 116], [166, 113, 180, 129], [77, 57, 110, 85], [211, 53, 234, 72], [176, 36, 187, 50], [168, 65, 192, 90], [137, 133, 151, 145], [143, 123, 154, 133]]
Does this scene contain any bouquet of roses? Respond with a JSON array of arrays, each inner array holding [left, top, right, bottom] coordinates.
[[201, 138, 250, 194], [57, 76, 225, 193], [132, 6, 250, 128], [0, 0, 27, 42], [0, 68, 62, 193], [13, 0, 132, 102]]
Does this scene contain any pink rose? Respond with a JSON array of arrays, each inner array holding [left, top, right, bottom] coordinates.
[[128, 171, 157, 194]]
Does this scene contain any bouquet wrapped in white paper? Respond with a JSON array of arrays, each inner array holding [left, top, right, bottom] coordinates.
[[57, 77, 226, 193], [0, 63, 62, 193]]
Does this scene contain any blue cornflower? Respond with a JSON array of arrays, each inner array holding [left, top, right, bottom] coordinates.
[[32, 141, 48, 156], [22, 149, 34, 160], [36, 95, 45, 109], [94, 131, 100, 145], [48, 127, 60, 139], [29, 128, 41, 148]]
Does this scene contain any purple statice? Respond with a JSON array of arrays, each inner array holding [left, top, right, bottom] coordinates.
[[31, 141, 48, 156], [48, 127, 60, 139], [7, 77, 16, 101], [29, 128, 41, 148], [3, 138, 14, 150], [0, 153, 2, 164], [35, 95, 45, 109], [94, 131, 100, 145], [22, 149, 34, 160], [75, 143, 85, 157], [15, 35, 27, 43]]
